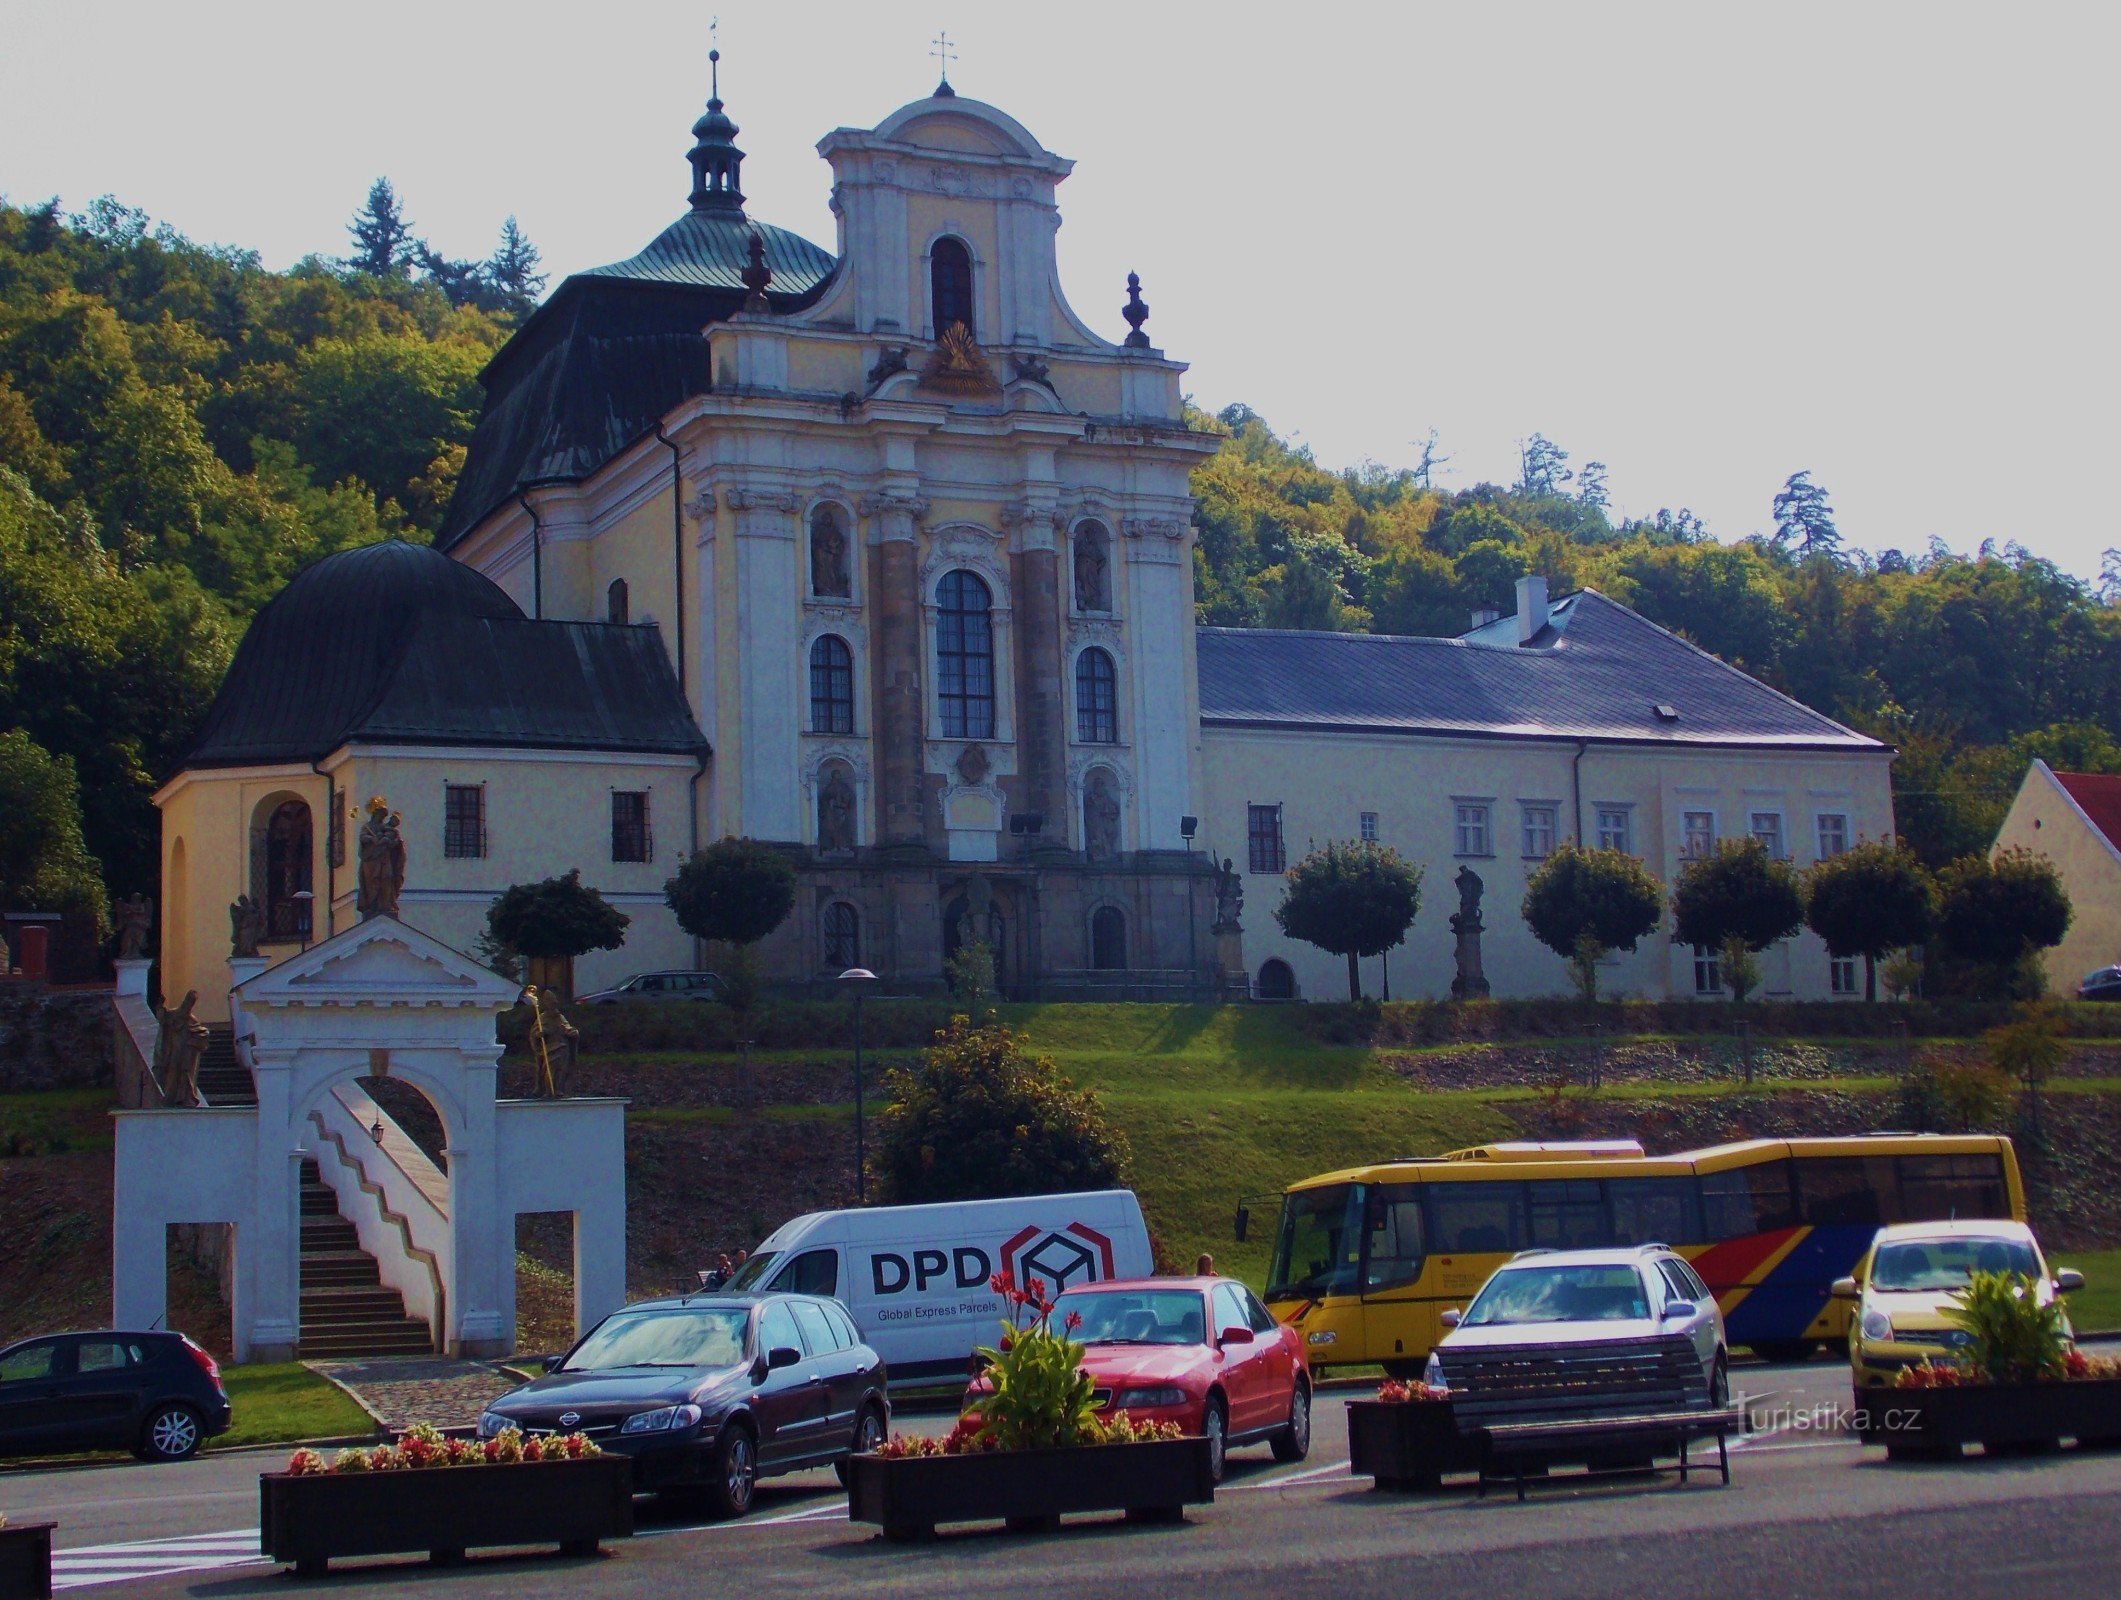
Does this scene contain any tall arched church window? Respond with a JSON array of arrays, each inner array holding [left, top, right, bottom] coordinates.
[[1076, 648, 1118, 744], [265, 800, 313, 941], [823, 901, 861, 970], [606, 578, 629, 624], [1091, 906, 1127, 971], [931, 237, 975, 339], [810, 505, 851, 598], [1072, 522, 1110, 612], [936, 570, 995, 740], [809, 635, 855, 734]]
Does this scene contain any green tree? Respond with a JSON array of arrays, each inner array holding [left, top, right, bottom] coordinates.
[[1933, 848, 2071, 995], [1984, 1001, 2067, 1141], [871, 1016, 1131, 1205], [1273, 839, 1423, 1001], [0, 728, 107, 934], [486, 217, 547, 318], [1771, 469, 1839, 558], [664, 837, 798, 1010], [1670, 838, 1806, 1004], [347, 178, 416, 278], [486, 869, 629, 997], [1520, 844, 1664, 1002], [288, 335, 485, 527], [1804, 841, 1933, 1001]]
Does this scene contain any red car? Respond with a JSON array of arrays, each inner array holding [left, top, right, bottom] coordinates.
[[1042, 1277, 1311, 1482]]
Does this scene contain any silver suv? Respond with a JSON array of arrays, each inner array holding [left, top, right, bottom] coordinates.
[[578, 970, 725, 1005], [1427, 1245, 1730, 1408]]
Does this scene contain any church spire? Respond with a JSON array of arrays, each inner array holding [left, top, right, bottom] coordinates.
[[687, 49, 746, 216]]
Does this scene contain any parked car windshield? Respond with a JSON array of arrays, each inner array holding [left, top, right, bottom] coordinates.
[[725, 1253, 778, 1292], [563, 1308, 749, 1370], [1871, 1236, 2039, 1292], [1058, 1289, 1207, 1346], [1463, 1263, 1651, 1325]]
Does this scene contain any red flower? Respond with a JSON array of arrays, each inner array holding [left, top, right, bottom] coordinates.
[[1064, 1310, 1083, 1332], [990, 1270, 1015, 1296], [999, 1332, 1014, 1351]]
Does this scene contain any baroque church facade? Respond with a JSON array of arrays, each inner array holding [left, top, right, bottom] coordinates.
[[154, 70, 1896, 1012]]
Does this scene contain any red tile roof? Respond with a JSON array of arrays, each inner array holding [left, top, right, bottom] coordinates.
[[2052, 770, 2121, 852]]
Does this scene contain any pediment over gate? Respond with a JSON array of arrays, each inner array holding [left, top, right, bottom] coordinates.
[[235, 916, 523, 1011]]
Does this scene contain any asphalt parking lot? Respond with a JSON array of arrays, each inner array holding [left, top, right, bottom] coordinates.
[[6, 1359, 2119, 1598]]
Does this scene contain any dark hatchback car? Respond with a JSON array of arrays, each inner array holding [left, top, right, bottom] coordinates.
[[479, 1293, 888, 1518], [0, 1331, 232, 1462], [2079, 966, 2121, 1002]]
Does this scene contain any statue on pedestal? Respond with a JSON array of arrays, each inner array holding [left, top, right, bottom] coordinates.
[[114, 894, 154, 961], [356, 797, 406, 920], [1449, 865, 1491, 1000], [228, 895, 263, 959], [1211, 857, 1245, 934], [152, 989, 208, 1106]]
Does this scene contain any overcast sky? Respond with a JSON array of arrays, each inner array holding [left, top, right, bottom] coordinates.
[[5, 1, 2115, 580]]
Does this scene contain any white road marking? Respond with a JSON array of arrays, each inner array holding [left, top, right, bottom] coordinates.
[[52, 1529, 267, 1591], [1224, 1459, 1350, 1492]]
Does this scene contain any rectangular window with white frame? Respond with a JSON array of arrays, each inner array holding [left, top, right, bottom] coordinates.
[[1359, 811, 1379, 843], [1693, 943, 1722, 996], [1682, 810, 1716, 860], [1750, 810, 1785, 859], [1520, 804, 1557, 860], [1453, 801, 1493, 858], [1595, 805, 1633, 854], [1830, 955, 1858, 996], [1816, 812, 1849, 860]]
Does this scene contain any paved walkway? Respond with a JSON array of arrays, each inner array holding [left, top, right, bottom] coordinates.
[[304, 1356, 524, 1431]]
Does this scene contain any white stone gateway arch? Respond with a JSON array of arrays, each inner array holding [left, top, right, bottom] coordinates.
[[112, 916, 626, 1363]]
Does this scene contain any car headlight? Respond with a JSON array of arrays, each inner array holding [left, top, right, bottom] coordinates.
[[1112, 1386, 1188, 1410], [1859, 1309, 1892, 1342], [477, 1411, 509, 1439], [1422, 1351, 1448, 1393], [1305, 1330, 1337, 1346], [620, 1403, 703, 1435]]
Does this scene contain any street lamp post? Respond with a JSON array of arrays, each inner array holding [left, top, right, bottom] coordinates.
[[1179, 816, 1199, 1002], [837, 967, 878, 1203]]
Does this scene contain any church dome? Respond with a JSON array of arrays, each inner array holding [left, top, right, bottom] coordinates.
[[182, 539, 524, 769], [579, 210, 835, 297]]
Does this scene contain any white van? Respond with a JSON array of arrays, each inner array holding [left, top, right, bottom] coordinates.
[[726, 1190, 1154, 1388]]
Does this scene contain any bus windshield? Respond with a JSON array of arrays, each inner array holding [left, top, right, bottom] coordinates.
[[1267, 1184, 1363, 1301], [1871, 1236, 2038, 1292]]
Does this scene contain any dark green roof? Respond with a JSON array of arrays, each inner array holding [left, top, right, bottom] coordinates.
[[581, 211, 834, 294]]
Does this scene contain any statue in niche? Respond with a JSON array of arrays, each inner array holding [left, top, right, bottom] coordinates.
[[817, 766, 857, 853], [1449, 864, 1491, 1001], [229, 894, 263, 959], [953, 874, 1002, 954], [113, 894, 154, 961], [1211, 857, 1245, 934], [1074, 528, 1109, 612], [356, 797, 406, 920], [152, 989, 207, 1107], [811, 509, 850, 598], [1083, 770, 1122, 862]]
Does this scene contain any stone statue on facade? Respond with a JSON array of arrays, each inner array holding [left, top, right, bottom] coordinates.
[[152, 989, 208, 1107], [1449, 864, 1491, 1000], [228, 894, 263, 959], [113, 894, 154, 961], [811, 512, 850, 597], [817, 766, 856, 853], [1074, 530, 1109, 612], [1211, 857, 1245, 933], [953, 874, 1001, 955], [1083, 770, 1121, 861], [356, 798, 406, 920]]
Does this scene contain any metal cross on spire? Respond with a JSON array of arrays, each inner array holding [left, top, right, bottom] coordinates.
[[709, 16, 721, 98], [931, 29, 958, 96]]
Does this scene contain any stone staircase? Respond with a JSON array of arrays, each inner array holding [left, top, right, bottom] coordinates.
[[299, 1159, 435, 1357], [194, 1025, 256, 1106]]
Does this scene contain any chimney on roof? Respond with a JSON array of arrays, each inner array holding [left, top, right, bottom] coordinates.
[[1471, 606, 1500, 629], [1516, 574, 1550, 646]]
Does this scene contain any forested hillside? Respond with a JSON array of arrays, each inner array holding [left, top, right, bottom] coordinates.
[[2, 196, 2118, 943]]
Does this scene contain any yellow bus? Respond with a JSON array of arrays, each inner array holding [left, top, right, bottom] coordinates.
[[1251, 1135, 2024, 1372]]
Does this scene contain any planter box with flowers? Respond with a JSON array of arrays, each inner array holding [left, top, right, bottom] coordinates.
[[1346, 1378, 1485, 1491], [260, 1425, 633, 1576], [1858, 1270, 2121, 1460], [843, 1271, 1216, 1540], [0, 1516, 55, 1600]]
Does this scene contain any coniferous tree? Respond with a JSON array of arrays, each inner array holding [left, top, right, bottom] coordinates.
[[1771, 469, 1840, 558], [347, 178, 416, 277], [486, 216, 547, 317]]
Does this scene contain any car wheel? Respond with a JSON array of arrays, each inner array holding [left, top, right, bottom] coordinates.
[[835, 1403, 888, 1487], [1203, 1396, 1228, 1483], [702, 1422, 757, 1519], [1710, 1352, 1731, 1408], [1271, 1383, 1311, 1463], [136, 1404, 202, 1462]]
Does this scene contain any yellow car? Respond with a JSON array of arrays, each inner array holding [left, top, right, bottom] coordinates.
[[1834, 1220, 2085, 1389]]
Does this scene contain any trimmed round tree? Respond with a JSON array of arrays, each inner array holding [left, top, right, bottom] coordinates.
[[1805, 841, 1933, 1001], [1934, 847, 2071, 996], [1520, 844, 1664, 1003], [663, 836, 798, 1010], [1273, 839, 1424, 1002], [1670, 838, 1806, 1004], [872, 1015, 1131, 1204], [485, 869, 629, 1001]]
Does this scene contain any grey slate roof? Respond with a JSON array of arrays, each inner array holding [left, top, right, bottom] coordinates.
[[1197, 590, 1883, 751], [182, 540, 706, 769]]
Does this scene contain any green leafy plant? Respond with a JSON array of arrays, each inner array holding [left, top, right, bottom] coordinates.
[[664, 837, 798, 1013], [1273, 839, 1423, 1001], [1520, 843, 1663, 1002], [1939, 1270, 2069, 1385], [1671, 838, 1806, 1004], [486, 870, 629, 998], [1984, 1000, 2068, 1141], [944, 938, 996, 1007], [966, 1273, 1102, 1452], [1805, 841, 1933, 1001]]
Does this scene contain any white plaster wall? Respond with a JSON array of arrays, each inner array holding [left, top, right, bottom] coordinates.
[[112, 1110, 259, 1356], [1993, 761, 2121, 993], [497, 1098, 630, 1347]]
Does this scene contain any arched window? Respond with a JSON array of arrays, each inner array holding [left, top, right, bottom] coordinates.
[[931, 236, 974, 339], [1075, 648, 1117, 744], [810, 505, 851, 598], [264, 800, 312, 941], [1091, 906, 1126, 971], [606, 578, 629, 624], [822, 901, 861, 970], [1072, 522, 1110, 611], [1257, 958, 1296, 1001], [809, 635, 854, 734], [936, 570, 994, 739]]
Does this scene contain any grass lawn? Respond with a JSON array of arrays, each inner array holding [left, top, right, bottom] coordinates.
[[217, 1363, 374, 1449], [2061, 1247, 2121, 1335], [0, 1088, 113, 1156]]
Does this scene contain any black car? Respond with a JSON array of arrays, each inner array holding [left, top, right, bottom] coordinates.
[[479, 1292, 888, 1518], [0, 1330, 233, 1462], [2079, 966, 2121, 1002]]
